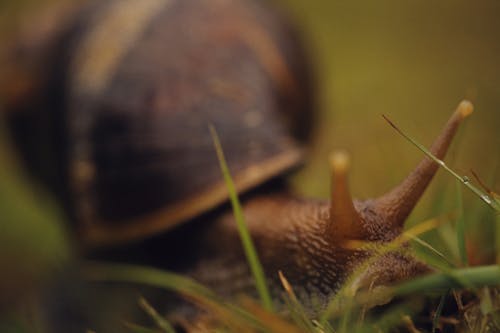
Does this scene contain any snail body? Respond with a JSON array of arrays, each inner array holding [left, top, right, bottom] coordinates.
[[3, 0, 473, 315]]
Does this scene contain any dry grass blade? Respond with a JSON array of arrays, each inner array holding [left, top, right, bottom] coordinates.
[[278, 271, 316, 332], [470, 169, 499, 199], [278, 271, 297, 302]]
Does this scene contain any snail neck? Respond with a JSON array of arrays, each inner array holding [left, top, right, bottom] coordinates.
[[203, 191, 360, 300]]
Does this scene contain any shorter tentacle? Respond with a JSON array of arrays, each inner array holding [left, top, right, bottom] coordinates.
[[328, 151, 364, 241]]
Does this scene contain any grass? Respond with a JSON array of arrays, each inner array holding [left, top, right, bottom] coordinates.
[[83, 264, 500, 331], [382, 113, 500, 213], [393, 266, 500, 296], [209, 125, 274, 312]]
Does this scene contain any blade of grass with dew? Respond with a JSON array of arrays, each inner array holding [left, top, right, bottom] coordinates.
[[432, 290, 449, 333], [455, 181, 468, 266], [209, 125, 273, 312], [138, 297, 176, 333], [382, 113, 500, 212]]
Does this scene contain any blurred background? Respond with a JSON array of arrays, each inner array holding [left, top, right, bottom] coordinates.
[[0, 0, 498, 331], [275, 0, 500, 203]]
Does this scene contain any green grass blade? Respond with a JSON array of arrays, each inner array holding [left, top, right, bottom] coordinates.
[[382, 114, 500, 212], [84, 262, 216, 300], [394, 265, 500, 297], [455, 181, 468, 266], [436, 223, 461, 265], [326, 265, 500, 319], [138, 297, 176, 333], [410, 235, 456, 268], [84, 263, 270, 331], [338, 300, 353, 333], [479, 287, 493, 316], [209, 125, 274, 312]]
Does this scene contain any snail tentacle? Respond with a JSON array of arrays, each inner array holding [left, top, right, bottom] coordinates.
[[328, 151, 364, 241], [372, 100, 474, 228]]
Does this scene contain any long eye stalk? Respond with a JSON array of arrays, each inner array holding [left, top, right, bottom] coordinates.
[[373, 100, 474, 228]]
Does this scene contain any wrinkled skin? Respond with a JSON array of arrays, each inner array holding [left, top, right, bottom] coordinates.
[[187, 193, 430, 309]]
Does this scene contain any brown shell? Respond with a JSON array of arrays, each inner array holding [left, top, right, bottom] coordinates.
[[7, 0, 313, 246]]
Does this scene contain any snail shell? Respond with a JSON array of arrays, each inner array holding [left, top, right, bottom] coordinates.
[[4, 0, 313, 247]]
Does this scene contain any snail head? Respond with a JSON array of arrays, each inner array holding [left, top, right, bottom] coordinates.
[[326, 100, 473, 290]]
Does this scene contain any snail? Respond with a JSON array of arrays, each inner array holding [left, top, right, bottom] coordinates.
[[3, 0, 473, 317]]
